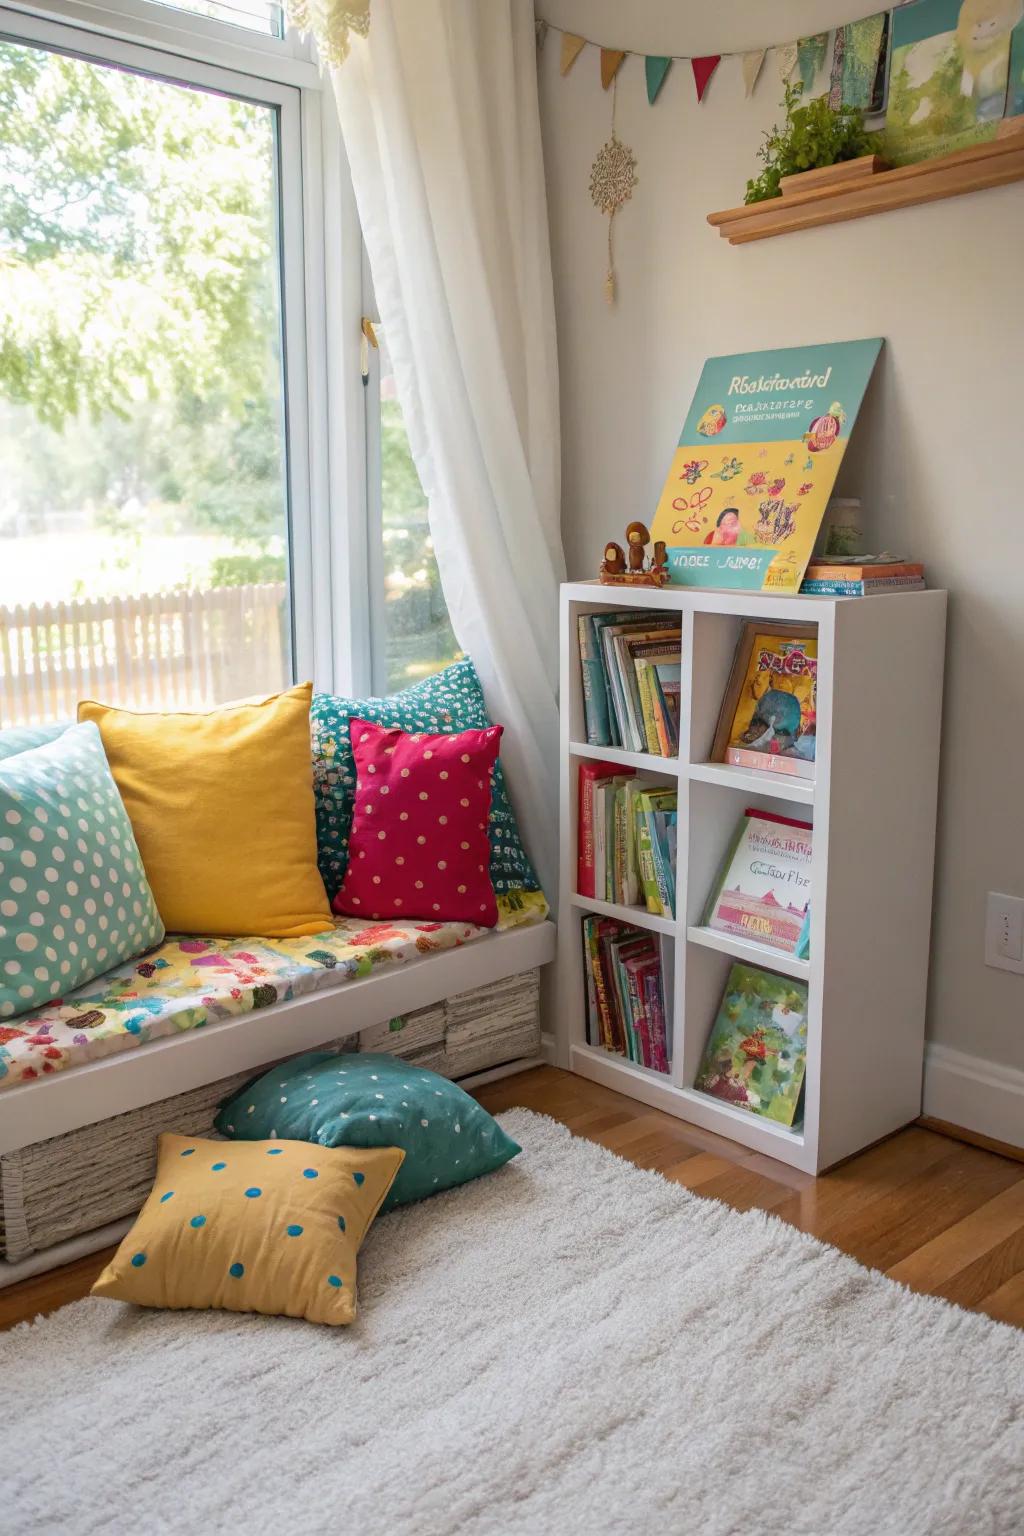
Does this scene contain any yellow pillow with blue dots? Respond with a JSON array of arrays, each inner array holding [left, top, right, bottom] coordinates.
[[92, 1132, 404, 1326]]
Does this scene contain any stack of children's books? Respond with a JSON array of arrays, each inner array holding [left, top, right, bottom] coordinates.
[[578, 761, 677, 918], [578, 609, 681, 755], [581, 914, 670, 1072], [799, 556, 925, 596]]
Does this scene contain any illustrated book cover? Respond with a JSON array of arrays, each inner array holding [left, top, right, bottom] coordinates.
[[712, 623, 818, 780], [694, 962, 809, 1127], [703, 809, 813, 956], [650, 339, 883, 595], [884, 0, 1021, 166]]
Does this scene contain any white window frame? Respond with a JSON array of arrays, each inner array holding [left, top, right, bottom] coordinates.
[[361, 252, 389, 696], [0, 0, 374, 696]]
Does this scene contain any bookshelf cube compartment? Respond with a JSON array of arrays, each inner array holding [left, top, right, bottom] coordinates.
[[684, 778, 813, 931], [681, 936, 809, 1136], [679, 937, 734, 1090], [572, 601, 683, 763], [558, 582, 947, 1174], [689, 608, 819, 783], [689, 610, 753, 763], [571, 747, 680, 922], [578, 915, 675, 1077]]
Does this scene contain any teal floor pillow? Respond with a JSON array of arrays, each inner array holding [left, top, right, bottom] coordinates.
[[216, 1051, 521, 1211], [0, 722, 165, 1019], [311, 659, 547, 929]]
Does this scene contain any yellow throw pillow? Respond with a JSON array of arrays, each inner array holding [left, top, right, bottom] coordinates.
[[79, 684, 332, 937], [92, 1133, 404, 1326]]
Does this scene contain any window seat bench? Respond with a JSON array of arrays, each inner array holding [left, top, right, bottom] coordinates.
[[0, 916, 555, 1284]]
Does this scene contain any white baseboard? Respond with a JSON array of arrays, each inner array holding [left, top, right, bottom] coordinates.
[[0, 1217, 133, 1291], [923, 1043, 1024, 1149]]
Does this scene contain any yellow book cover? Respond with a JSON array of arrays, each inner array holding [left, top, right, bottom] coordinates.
[[651, 340, 882, 594], [726, 632, 817, 779]]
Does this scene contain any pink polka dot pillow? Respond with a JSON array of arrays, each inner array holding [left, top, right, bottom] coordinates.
[[332, 718, 503, 926]]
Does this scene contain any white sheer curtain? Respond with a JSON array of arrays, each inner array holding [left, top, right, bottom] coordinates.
[[326, 0, 565, 901]]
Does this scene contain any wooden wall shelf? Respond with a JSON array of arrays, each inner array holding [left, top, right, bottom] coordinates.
[[709, 118, 1024, 244]]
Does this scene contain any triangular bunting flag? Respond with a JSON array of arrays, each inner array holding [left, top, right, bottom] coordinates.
[[600, 48, 626, 89], [829, 27, 846, 108], [535, 19, 548, 52], [796, 32, 829, 89], [560, 33, 585, 76], [691, 54, 721, 103], [645, 55, 672, 105], [777, 41, 798, 82], [832, 12, 888, 111], [741, 48, 766, 97]]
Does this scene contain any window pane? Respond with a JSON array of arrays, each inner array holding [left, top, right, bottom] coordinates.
[[376, 331, 460, 693], [149, 0, 285, 38], [0, 40, 292, 725]]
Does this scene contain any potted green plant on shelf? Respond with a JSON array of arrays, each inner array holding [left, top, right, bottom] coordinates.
[[745, 82, 885, 204]]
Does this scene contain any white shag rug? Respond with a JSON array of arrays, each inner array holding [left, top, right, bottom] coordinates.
[[3, 1109, 1022, 1536]]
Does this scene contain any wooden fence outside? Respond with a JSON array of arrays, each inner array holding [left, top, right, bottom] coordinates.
[[0, 584, 289, 727]]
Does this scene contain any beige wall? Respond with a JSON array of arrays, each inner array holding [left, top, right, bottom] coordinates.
[[539, 0, 1024, 1071]]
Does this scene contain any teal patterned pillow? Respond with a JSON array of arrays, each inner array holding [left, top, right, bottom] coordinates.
[[0, 722, 165, 1020], [216, 1050, 521, 1210], [0, 721, 69, 762], [311, 659, 546, 928]]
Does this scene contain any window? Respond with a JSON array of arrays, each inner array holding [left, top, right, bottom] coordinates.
[[155, 0, 285, 37], [0, 0, 451, 728], [0, 18, 303, 723], [368, 326, 459, 694]]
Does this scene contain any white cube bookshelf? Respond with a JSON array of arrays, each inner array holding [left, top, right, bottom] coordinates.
[[557, 580, 948, 1174]]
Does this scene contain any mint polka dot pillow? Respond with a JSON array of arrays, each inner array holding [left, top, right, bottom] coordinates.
[[311, 659, 547, 928], [0, 722, 164, 1020], [0, 720, 69, 762], [216, 1050, 521, 1210]]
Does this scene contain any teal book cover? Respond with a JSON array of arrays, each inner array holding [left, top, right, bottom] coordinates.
[[1009, 10, 1024, 115], [885, 0, 1021, 164], [694, 963, 809, 1127], [651, 339, 882, 594]]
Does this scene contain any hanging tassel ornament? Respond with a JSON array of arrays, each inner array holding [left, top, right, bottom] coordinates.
[[588, 76, 638, 306]]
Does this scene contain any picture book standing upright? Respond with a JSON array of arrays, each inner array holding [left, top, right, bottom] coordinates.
[[650, 339, 882, 594], [703, 809, 812, 957], [694, 963, 809, 1127], [711, 622, 818, 780]]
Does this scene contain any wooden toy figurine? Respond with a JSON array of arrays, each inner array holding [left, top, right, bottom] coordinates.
[[626, 521, 650, 571], [600, 541, 626, 577], [598, 522, 670, 586]]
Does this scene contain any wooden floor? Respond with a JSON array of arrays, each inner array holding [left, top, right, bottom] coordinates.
[[2, 1065, 1023, 1331]]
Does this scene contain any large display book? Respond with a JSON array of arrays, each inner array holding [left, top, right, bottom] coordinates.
[[885, 0, 1024, 166], [650, 338, 882, 595]]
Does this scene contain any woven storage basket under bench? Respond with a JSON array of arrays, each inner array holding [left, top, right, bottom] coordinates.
[[0, 967, 541, 1266]]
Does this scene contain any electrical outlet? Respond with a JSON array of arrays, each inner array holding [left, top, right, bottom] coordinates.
[[985, 892, 1024, 974]]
